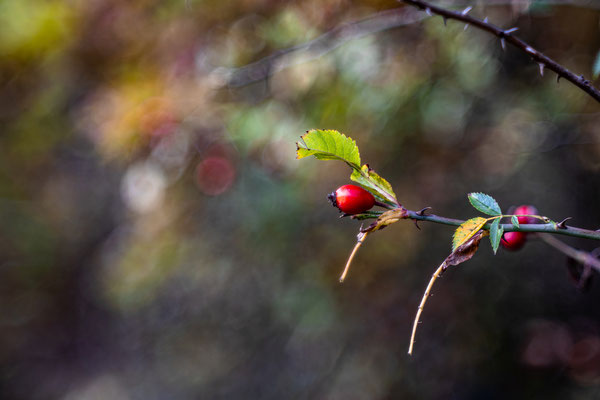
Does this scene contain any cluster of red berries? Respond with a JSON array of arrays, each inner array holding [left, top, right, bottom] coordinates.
[[501, 205, 539, 251]]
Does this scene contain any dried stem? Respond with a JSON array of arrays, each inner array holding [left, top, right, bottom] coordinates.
[[408, 262, 445, 355], [340, 231, 369, 282], [401, 0, 600, 103]]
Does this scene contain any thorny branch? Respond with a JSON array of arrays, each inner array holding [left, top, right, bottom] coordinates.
[[401, 0, 600, 103], [403, 208, 600, 275], [406, 210, 600, 241], [217, 0, 600, 91]]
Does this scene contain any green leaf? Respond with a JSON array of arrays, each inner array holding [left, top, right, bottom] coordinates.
[[453, 217, 487, 251], [351, 165, 397, 205], [593, 50, 600, 79], [297, 129, 398, 205], [489, 218, 503, 255], [511, 215, 519, 229], [296, 129, 361, 168], [468, 192, 502, 216]]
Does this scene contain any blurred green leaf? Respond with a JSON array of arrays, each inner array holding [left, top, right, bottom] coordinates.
[[511, 215, 520, 228]]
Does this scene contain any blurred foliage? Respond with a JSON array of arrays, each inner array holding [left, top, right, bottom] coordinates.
[[1, 0, 600, 399]]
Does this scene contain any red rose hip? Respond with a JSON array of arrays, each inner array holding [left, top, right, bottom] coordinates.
[[514, 205, 539, 224], [328, 184, 375, 215], [501, 204, 539, 251], [501, 231, 527, 251]]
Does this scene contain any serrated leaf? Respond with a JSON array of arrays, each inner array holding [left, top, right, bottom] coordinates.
[[351, 164, 397, 205], [489, 218, 503, 255], [452, 217, 487, 251], [296, 129, 361, 168], [593, 50, 600, 79], [296, 129, 398, 205], [468, 192, 502, 216], [511, 215, 519, 228]]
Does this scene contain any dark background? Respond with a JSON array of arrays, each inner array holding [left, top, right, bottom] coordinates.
[[1, 0, 600, 398]]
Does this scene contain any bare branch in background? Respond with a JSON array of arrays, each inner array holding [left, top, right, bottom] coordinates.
[[217, 0, 600, 90], [401, 0, 600, 103], [538, 233, 600, 273], [216, 8, 425, 87]]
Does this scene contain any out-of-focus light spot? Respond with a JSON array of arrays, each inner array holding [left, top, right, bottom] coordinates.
[[121, 161, 167, 213], [569, 336, 600, 375], [138, 97, 177, 139], [63, 375, 130, 400], [151, 128, 190, 178], [195, 156, 235, 196], [522, 320, 572, 368]]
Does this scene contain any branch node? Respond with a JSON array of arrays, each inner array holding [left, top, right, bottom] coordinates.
[[557, 217, 573, 229], [461, 6, 472, 15], [416, 207, 432, 216]]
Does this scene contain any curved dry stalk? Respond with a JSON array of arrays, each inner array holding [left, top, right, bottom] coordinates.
[[340, 231, 369, 282], [408, 262, 445, 355]]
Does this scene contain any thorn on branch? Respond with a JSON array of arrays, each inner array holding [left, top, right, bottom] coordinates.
[[505, 27, 519, 34], [539, 63, 545, 77], [425, 7, 432, 16], [416, 207, 432, 216], [557, 217, 573, 229], [414, 219, 421, 230], [483, 17, 488, 23], [500, 38, 506, 51], [464, 24, 470, 31], [443, 17, 447, 26], [557, 75, 562, 83], [461, 6, 472, 15]]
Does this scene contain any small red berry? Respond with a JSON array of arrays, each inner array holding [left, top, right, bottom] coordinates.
[[514, 205, 539, 224], [501, 231, 527, 251], [328, 184, 375, 215], [501, 204, 539, 251]]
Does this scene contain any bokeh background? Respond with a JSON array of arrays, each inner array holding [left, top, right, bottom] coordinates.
[[1, 0, 600, 398]]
